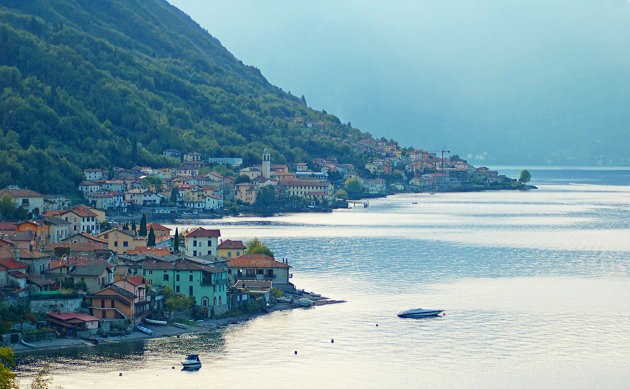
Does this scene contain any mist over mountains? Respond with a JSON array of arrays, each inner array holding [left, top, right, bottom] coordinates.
[[170, 0, 630, 166]]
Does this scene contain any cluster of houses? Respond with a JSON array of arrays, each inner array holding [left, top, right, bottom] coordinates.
[[0, 204, 292, 340], [74, 143, 511, 219]]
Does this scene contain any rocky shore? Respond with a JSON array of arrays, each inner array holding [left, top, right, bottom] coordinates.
[[13, 292, 344, 355]]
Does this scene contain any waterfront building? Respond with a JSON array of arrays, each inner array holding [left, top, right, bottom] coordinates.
[[143, 258, 228, 315], [89, 277, 149, 324], [218, 240, 246, 259], [227, 254, 291, 289], [181, 227, 221, 257]]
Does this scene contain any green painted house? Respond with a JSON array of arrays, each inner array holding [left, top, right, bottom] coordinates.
[[142, 258, 228, 316]]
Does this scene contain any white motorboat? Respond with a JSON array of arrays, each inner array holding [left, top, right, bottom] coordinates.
[[397, 308, 444, 318], [181, 354, 202, 370], [136, 325, 154, 335]]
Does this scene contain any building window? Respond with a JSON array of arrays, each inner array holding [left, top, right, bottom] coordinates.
[[193, 251, 197, 256], [163, 274, 169, 281], [176, 285, 180, 293], [111, 300, 115, 308], [189, 274, 193, 282], [246, 269, 255, 277], [208, 239, 212, 247], [207, 251, 211, 255], [114, 241, 118, 247], [123, 241, 128, 247], [228, 252, 232, 258], [189, 286, 193, 296], [257, 269, 263, 275], [193, 240, 197, 247]]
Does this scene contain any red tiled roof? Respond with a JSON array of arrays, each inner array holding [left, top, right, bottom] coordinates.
[[218, 240, 246, 250], [18, 250, 51, 259], [62, 206, 97, 218], [127, 276, 145, 286], [9, 271, 28, 278], [47, 312, 99, 322], [0, 222, 17, 231], [64, 233, 107, 244], [146, 222, 171, 232], [126, 247, 171, 256], [143, 258, 224, 273], [182, 227, 220, 238], [228, 254, 289, 269], [0, 188, 45, 198], [0, 258, 29, 270], [43, 210, 61, 218], [44, 242, 108, 253]]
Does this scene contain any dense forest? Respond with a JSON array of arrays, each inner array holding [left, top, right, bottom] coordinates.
[[0, 0, 372, 193]]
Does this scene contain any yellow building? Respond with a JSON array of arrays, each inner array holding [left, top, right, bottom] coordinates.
[[218, 240, 246, 259], [235, 183, 259, 205], [98, 228, 147, 254]]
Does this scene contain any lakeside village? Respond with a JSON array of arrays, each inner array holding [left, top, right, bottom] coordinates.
[[0, 214, 322, 351], [0, 141, 517, 351], [72, 139, 515, 220]]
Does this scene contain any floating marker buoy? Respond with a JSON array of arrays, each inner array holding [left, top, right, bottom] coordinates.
[[294, 350, 298, 355], [119, 373, 122, 376], [172, 366, 175, 369], [376, 324, 379, 327], [331, 339, 334, 343], [443, 313, 446, 316]]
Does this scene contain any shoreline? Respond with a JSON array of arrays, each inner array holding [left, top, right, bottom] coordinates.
[[13, 298, 344, 356]]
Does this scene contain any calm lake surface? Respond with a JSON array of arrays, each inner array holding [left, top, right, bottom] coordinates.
[[17, 169, 630, 388]]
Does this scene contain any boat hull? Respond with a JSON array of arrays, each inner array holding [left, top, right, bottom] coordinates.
[[181, 362, 201, 370], [397, 309, 443, 318]]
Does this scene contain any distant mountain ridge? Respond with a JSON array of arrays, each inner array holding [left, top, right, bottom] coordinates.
[[0, 0, 370, 193]]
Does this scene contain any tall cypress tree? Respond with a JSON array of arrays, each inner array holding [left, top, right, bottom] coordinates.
[[147, 227, 155, 247], [131, 219, 136, 235], [174, 227, 179, 251], [139, 213, 147, 237]]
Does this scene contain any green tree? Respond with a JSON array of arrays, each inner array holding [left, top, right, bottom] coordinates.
[[147, 227, 155, 247], [139, 214, 147, 237], [246, 238, 274, 258], [174, 227, 179, 251], [234, 174, 251, 185], [0, 346, 16, 389], [344, 178, 363, 194], [335, 189, 348, 200], [170, 187, 179, 204], [143, 176, 163, 192], [0, 195, 17, 221], [519, 169, 531, 184], [131, 219, 137, 234], [255, 187, 276, 208], [212, 165, 234, 177]]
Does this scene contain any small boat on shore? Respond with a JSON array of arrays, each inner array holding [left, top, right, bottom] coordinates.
[[397, 308, 444, 318], [181, 354, 202, 370], [136, 325, 154, 335], [145, 318, 167, 326]]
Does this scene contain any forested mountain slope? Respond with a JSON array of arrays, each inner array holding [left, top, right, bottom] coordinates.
[[0, 0, 370, 193]]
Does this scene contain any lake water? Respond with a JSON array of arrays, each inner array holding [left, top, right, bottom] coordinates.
[[16, 169, 630, 388]]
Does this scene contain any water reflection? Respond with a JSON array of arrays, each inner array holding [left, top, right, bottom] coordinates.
[[15, 172, 630, 388]]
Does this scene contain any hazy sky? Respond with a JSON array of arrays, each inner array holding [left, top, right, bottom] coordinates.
[[168, 0, 630, 165]]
